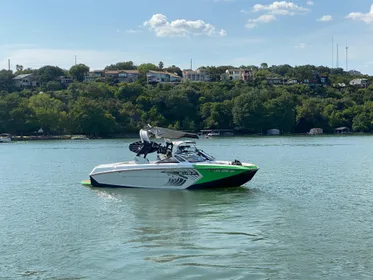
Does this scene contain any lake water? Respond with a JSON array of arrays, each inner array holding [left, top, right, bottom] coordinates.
[[1, 136, 373, 279]]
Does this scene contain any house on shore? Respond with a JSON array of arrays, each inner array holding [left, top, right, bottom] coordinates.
[[84, 70, 104, 82], [267, 77, 284, 85], [13, 74, 38, 88], [57, 76, 73, 87], [349, 78, 369, 88], [182, 69, 210, 82], [221, 69, 254, 81], [105, 70, 139, 83], [335, 127, 350, 134], [147, 71, 181, 84]]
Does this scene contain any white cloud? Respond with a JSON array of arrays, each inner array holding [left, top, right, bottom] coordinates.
[[294, 43, 307, 49], [143, 14, 227, 37], [346, 4, 373, 24], [307, 1, 313, 6], [317, 15, 333, 22], [246, 14, 277, 28], [252, 1, 310, 16], [126, 29, 142, 34]]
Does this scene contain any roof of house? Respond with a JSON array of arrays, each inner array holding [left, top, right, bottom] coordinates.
[[350, 78, 368, 84], [105, 70, 139, 74], [14, 74, 32, 80], [226, 69, 252, 72], [147, 70, 169, 75], [168, 73, 181, 78]]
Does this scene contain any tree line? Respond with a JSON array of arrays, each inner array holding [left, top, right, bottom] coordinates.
[[0, 61, 373, 136]]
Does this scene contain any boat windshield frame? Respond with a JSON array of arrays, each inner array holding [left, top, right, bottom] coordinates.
[[172, 141, 215, 163]]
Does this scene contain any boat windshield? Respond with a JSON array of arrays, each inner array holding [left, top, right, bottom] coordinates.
[[176, 152, 206, 163], [174, 143, 215, 163]]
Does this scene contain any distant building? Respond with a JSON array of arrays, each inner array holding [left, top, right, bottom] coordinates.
[[182, 69, 210, 82], [335, 127, 350, 134], [57, 76, 73, 86], [349, 78, 369, 88], [267, 77, 284, 85], [84, 70, 104, 82], [105, 70, 139, 83], [320, 75, 329, 85], [147, 71, 170, 83], [286, 78, 299, 85], [13, 74, 38, 88], [221, 69, 254, 81], [146, 71, 181, 84], [169, 73, 182, 83]]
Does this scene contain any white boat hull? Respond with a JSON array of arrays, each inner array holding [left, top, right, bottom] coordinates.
[[0, 137, 11, 143], [90, 162, 201, 190], [89, 161, 258, 190]]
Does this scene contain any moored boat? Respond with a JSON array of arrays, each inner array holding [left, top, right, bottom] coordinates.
[[0, 133, 12, 143]]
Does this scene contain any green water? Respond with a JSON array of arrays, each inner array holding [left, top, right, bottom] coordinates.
[[1, 136, 373, 279]]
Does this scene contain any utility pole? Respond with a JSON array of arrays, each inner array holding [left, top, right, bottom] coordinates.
[[332, 36, 334, 71], [336, 44, 339, 68], [190, 58, 193, 70], [345, 42, 349, 71], [75, 55, 77, 65], [8, 59, 11, 71]]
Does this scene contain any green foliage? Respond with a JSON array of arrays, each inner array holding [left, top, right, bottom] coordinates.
[[70, 64, 90, 82], [1, 62, 373, 136], [105, 61, 136, 70], [0, 70, 15, 92], [35, 65, 64, 84]]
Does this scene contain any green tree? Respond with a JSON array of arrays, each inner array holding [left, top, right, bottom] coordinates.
[[260, 62, 268, 69], [158, 61, 164, 70], [105, 61, 136, 70], [164, 65, 182, 77], [35, 65, 64, 84], [29, 93, 65, 134], [70, 97, 116, 136], [69, 64, 90, 82], [232, 89, 266, 133], [16, 65, 24, 72], [0, 70, 14, 92]]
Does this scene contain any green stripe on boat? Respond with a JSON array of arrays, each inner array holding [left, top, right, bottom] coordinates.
[[193, 164, 258, 185]]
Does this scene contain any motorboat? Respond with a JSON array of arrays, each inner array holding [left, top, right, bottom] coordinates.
[[0, 133, 12, 143], [83, 126, 259, 190], [71, 135, 89, 140]]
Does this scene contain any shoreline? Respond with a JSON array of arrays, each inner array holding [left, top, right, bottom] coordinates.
[[7, 132, 371, 141]]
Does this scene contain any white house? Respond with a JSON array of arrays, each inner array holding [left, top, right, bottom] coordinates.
[[84, 70, 104, 82], [221, 69, 254, 81], [350, 78, 369, 88], [147, 71, 181, 83], [182, 69, 210, 82], [13, 74, 38, 88]]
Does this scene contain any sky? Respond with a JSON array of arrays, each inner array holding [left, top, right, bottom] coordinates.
[[1, 0, 373, 74]]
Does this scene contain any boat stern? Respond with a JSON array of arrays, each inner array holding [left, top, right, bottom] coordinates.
[[188, 161, 259, 189]]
